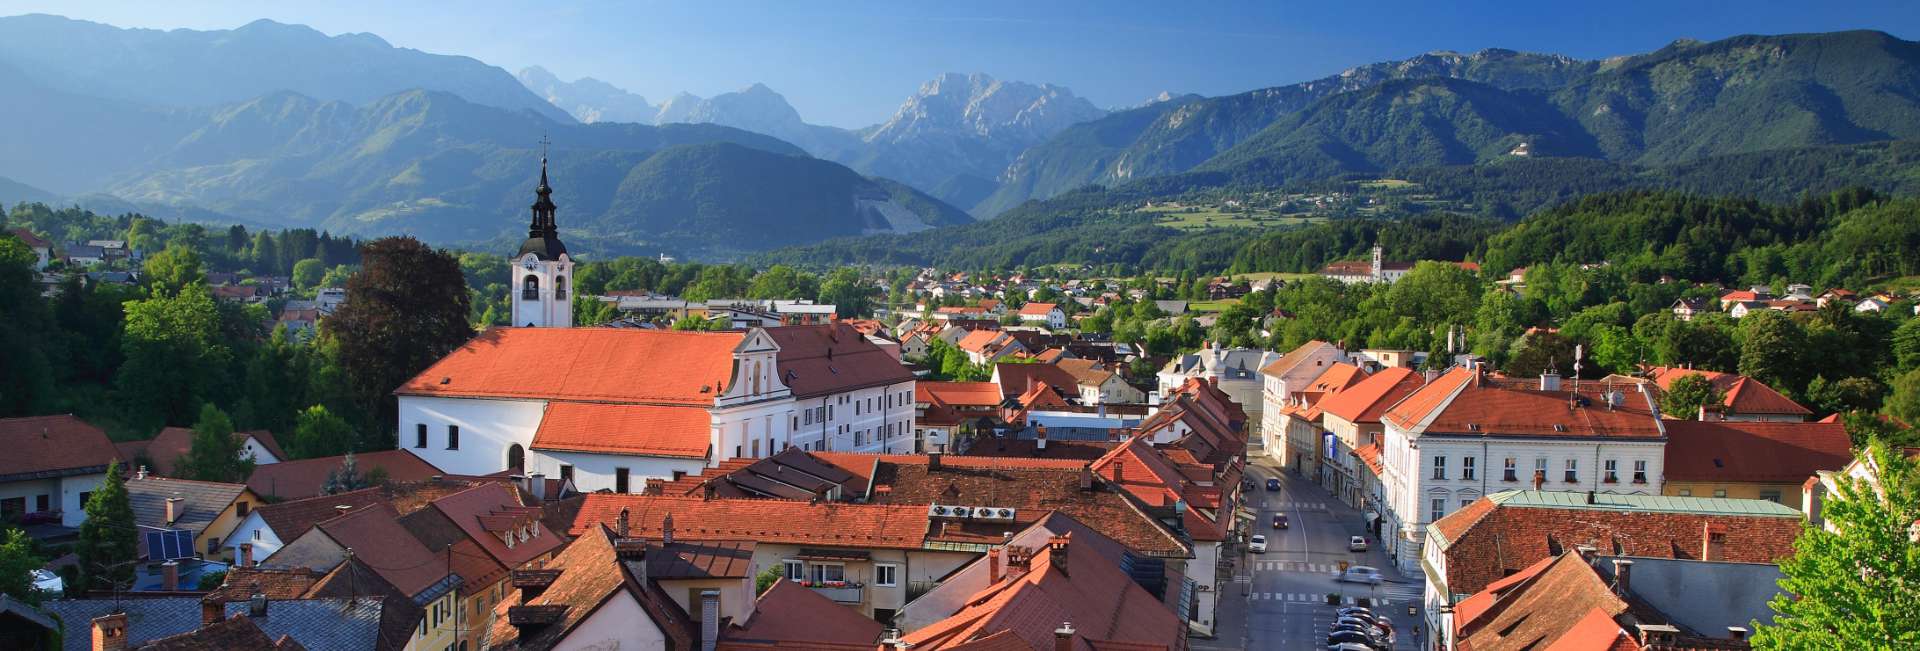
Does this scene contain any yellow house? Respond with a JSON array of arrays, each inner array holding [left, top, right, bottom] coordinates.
[[1660, 420, 1853, 511], [125, 474, 263, 564]]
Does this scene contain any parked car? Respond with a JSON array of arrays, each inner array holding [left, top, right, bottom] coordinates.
[[1326, 630, 1388, 650], [1338, 566, 1385, 585], [1335, 606, 1375, 620], [1348, 535, 1368, 552], [1266, 478, 1282, 491], [1249, 534, 1268, 553], [1326, 644, 1375, 651], [1273, 513, 1289, 529]]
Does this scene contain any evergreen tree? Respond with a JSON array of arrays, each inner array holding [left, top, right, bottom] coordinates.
[[77, 462, 137, 593], [0, 527, 44, 604], [1754, 441, 1920, 649], [176, 404, 254, 483]]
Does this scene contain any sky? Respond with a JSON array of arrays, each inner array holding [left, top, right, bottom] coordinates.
[[6, 1, 1918, 128]]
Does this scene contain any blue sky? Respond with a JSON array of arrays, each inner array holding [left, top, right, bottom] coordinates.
[[8, 1, 1918, 128]]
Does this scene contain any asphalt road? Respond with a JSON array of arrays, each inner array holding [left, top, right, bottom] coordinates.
[[1202, 452, 1427, 651]]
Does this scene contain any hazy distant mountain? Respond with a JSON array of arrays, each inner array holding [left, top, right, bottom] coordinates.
[[0, 14, 571, 122], [663, 83, 861, 156], [0, 175, 57, 207], [516, 66, 657, 123]]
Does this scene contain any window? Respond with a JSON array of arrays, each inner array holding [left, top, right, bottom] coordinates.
[[1678, 488, 1693, 496], [555, 275, 567, 300], [810, 564, 846, 583], [416, 424, 427, 448], [35, 494, 49, 512], [1431, 498, 1446, 521], [615, 468, 631, 494], [1759, 490, 1783, 503], [1604, 459, 1619, 483], [1460, 499, 1474, 509], [235, 501, 249, 517], [1713, 488, 1727, 498], [208, 536, 221, 554], [1563, 459, 1579, 483], [253, 529, 261, 540], [752, 439, 760, 457], [522, 274, 539, 300], [447, 425, 460, 450], [875, 563, 899, 587], [559, 465, 574, 484], [1632, 460, 1647, 483], [1462, 457, 1477, 481], [1431, 456, 1448, 480], [785, 560, 804, 581], [0, 498, 21, 519], [1503, 458, 1517, 482]]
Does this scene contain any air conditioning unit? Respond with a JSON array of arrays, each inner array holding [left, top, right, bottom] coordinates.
[[928, 505, 951, 517], [973, 507, 1016, 521], [949, 506, 973, 518]]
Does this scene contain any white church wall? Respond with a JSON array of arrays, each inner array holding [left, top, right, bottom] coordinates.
[[398, 395, 547, 477]]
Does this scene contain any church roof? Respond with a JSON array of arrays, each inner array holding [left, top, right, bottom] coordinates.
[[395, 327, 744, 404], [531, 402, 712, 459], [518, 156, 567, 261]]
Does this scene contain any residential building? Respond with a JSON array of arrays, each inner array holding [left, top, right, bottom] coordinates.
[[1381, 368, 1669, 576], [767, 324, 918, 455], [1161, 341, 1281, 426], [1267, 362, 1365, 476], [116, 427, 286, 477], [1091, 433, 1237, 635], [718, 576, 885, 650], [1423, 490, 1802, 645], [42, 595, 388, 651], [125, 475, 261, 586], [8, 228, 52, 270], [1646, 367, 1813, 422], [1803, 445, 1920, 530], [1669, 297, 1708, 321], [1319, 245, 1413, 284], [955, 329, 1026, 365], [245, 450, 444, 500], [1661, 420, 1852, 509], [1258, 340, 1352, 467], [1017, 302, 1067, 329], [1054, 358, 1145, 405], [914, 381, 1004, 453], [1315, 366, 1426, 510], [0, 415, 122, 527]]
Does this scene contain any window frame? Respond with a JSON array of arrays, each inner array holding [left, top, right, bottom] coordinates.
[[615, 467, 631, 494], [1461, 456, 1477, 481], [1563, 458, 1578, 483], [1431, 455, 1448, 480], [874, 563, 899, 587], [1502, 458, 1517, 482], [446, 424, 460, 450], [1632, 460, 1648, 484]]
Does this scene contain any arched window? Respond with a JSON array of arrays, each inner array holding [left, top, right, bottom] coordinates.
[[555, 275, 568, 300], [507, 444, 525, 471], [522, 275, 540, 300]]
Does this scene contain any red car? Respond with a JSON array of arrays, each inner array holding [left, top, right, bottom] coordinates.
[[1272, 513, 1289, 529]]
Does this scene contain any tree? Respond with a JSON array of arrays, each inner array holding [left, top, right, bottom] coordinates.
[[572, 294, 618, 326], [746, 265, 817, 300], [0, 527, 44, 604], [290, 405, 354, 460], [77, 462, 137, 592], [323, 452, 370, 494], [327, 237, 473, 449], [1738, 310, 1807, 397], [1661, 373, 1725, 420], [818, 268, 872, 318], [142, 242, 205, 297], [0, 234, 56, 416], [1753, 441, 1920, 649], [291, 258, 326, 291], [1885, 369, 1920, 429], [1892, 318, 1920, 373], [176, 404, 254, 483], [1806, 376, 1887, 416], [118, 286, 230, 431]]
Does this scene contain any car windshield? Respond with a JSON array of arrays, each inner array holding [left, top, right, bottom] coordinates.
[[1251, 535, 1265, 542]]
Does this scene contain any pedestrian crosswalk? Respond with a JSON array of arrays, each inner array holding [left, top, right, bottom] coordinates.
[[1252, 560, 1338, 573], [1259, 501, 1327, 510], [1247, 584, 1423, 605]]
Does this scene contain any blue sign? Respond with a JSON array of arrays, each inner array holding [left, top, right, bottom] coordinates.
[[1323, 432, 1337, 460]]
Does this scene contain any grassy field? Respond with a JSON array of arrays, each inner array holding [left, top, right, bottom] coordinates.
[[1140, 203, 1320, 231], [1358, 178, 1416, 190], [1230, 271, 1317, 282], [1186, 300, 1241, 312]]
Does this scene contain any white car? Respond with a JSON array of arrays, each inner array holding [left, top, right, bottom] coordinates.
[[1348, 535, 1368, 552], [1249, 534, 1268, 553], [1338, 566, 1385, 585]]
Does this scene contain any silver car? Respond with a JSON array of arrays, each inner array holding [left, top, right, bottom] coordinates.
[[1338, 565, 1384, 585]]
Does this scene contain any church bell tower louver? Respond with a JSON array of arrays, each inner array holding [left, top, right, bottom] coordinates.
[[511, 146, 574, 328]]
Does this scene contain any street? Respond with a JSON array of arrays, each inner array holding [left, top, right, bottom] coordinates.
[[1202, 451, 1425, 650]]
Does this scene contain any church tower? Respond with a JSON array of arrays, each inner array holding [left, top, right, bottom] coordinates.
[[511, 155, 573, 328]]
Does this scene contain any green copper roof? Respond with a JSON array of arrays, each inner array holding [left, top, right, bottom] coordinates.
[[1485, 490, 1802, 517]]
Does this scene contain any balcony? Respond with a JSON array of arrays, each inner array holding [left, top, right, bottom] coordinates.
[[801, 582, 865, 604], [521, 289, 539, 300]]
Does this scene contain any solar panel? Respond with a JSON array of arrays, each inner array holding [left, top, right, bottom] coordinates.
[[145, 529, 195, 561]]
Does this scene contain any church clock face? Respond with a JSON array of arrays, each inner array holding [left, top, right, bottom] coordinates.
[[522, 256, 538, 270]]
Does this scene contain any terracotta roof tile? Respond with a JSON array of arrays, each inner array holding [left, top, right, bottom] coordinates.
[[529, 402, 711, 459], [428, 482, 563, 568], [397, 327, 743, 403], [901, 535, 1183, 651], [1387, 369, 1663, 439], [866, 460, 1186, 556], [1318, 367, 1424, 424], [994, 364, 1080, 402], [1257, 340, 1336, 377], [245, 450, 445, 500], [1455, 553, 1630, 651], [0, 415, 121, 479], [1662, 421, 1852, 483], [313, 504, 448, 597], [1384, 367, 1475, 430], [1017, 303, 1060, 316], [486, 525, 696, 650], [1647, 367, 1812, 416], [765, 324, 914, 399], [568, 494, 932, 549], [919, 382, 1008, 408], [721, 579, 883, 649]]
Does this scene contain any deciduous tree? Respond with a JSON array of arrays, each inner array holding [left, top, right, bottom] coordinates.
[[1660, 373, 1724, 420], [327, 237, 473, 449]]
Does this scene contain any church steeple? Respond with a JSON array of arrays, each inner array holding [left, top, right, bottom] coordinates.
[[518, 150, 567, 260]]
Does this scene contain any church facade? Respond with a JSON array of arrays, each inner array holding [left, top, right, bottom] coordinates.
[[392, 158, 916, 494]]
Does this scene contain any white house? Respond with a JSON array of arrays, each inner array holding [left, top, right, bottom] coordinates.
[[1016, 302, 1067, 329], [1256, 340, 1351, 461], [1160, 341, 1283, 424], [0, 415, 121, 527], [1377, 368, 1667, 575]]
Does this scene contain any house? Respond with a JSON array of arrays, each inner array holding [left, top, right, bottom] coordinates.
[[1256, 340, 1352, 457], [125, 474, 261, 586], [1160, 341, 1279, 425], [1447, 549, 1783, 651], [244, 450, 444, 500], [0, 415, 123, 527], [1017, 302, 1067, 329], [63, 244, 106, 266], [1090, 434, 1237, 634], [1423, 490, 1802, 646], [1266, 362, 1365, 477], [7, 229, 52, 270], [914, 381, 1005, 453], [567, 493, 980, 622], [1646, 367, 1813, 422], [42, 594, 387, 651], [481, 520, 702, 650], [1319, 245, 1413, 284], [1660, 420, 1852, 509], [718, 577, 885, 650], [1381, 368, 1668, 576], [395, 323, 916, 495], [1816, 288, 1858, 307], [1314, 366, 1426, 511], [1054, 358, 1145, 405], [1802, 445, 1920, 531], [991, 362, 1082, 406], [1727, 300, 1767, 318], [1669, 296, 1707, 321], [1855, 296, 1891, 313], [955, 329, 1026, 365], [1718, 288, 1772, 310], [223, 486, 390, 565], [1151, 300, 1189, 316], [117, 427, 287, 477]]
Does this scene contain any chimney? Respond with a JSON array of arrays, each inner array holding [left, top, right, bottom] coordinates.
[[1727, 626, 1749, 641], [1611, 558, 1634, 596], [136, 466, 148, 480], [512, 569, 561, 604], [529, 472, 548, 501], [90, 613, 129, 651], [1574, 545, 1596, 561], [1054, 622, 1077, 651], [164, 496, 183, 525], [201, 598, 223, 625], [1586, 491, 1597, 505], [617, 507, 631, 538], [1006, 545, 1034, 574], [1540, 370, 1561, 392], [662, 513, 675, 546], [248, 588, 268, 618], [1047, 534, 1071, 575], [930, 452, 943, 470], [1113, 459, 1125, 484], [1078, 464, 1094, 491], [1208, 376, 1220, 388], [989, 546, 1003, 583], [699, 589, 721, 651], [1532, 469, 1545, 491], [333, 504, 353, 516], [239, 543, 254, 568], [161, 560, 179, 592], [1703, 523, 1727, 561], [1036, 424, 1049, 451]]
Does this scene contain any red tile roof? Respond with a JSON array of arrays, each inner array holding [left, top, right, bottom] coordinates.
[[245, 450, 445, 500], [1353, 443, 1384, 475], [530, 402, 711, 459], [721, 579, 884, 650], [427, 482, 563, 569], [313, 504, 449, 596], [1017, 302, 1060, 317], [0, 415, 121, 479], [1302, 362, 1368, 395], [1258, 340, 1338, 378], [957, 329, 1007, 353], [569, 494, 932, 550], [1318, 367, 1424, 424], [124, 427, 286, 477], [1454, 553, 1631, 651], [865, 459, 1187, 556], [485, 525, 696, 650], [1662, 420, 1852, 483], [994, 363, 1081, 402], [7, 228, 51, 248], [920, 382, 1008, 408], [764, 324, 914, 399], [1091, 435, 1226, 543], [1385, 368, 1663, 439], [901, 535, 1183, 651], [396, 327, 743, 403], [1647, 367, 1812, 416], [1383, 367, 1474, 430]]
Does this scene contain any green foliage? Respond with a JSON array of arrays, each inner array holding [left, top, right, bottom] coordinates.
[[0, 527, 44, 604], [746, 265, 819, 300], [177, 404, 253, 483], [197, 570, 228, 591], [0, 233, 56, 416], [1738, 311, 1807, 396], [1885, 369, 1920, 430], [1753, 441, 1920, 650], [817, 267, 872, 318], [572, 294, 618, 327], [118, 286, 231, 432], [289, 405, 354, 460], [77, 462, 137, 592], [141, 242, 205, 298], [327, 237, 473, 450], [291, 258, 325, 291], [754, 565, 783, 594], [1660, 374, 1725, 420], [670, 315, 729, 331]]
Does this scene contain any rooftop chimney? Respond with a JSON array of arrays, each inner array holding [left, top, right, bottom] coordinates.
[[248, 588, 268, 618], [512, 569, 562, 604], [1727, 626, 1749, 641], [989, 546, 1003, 583], [201, 598, 223, 626], [161, 560, 179, 592], [135, 466, 148, 480], [930, 452, 943, 470], [239, 543, 254, 568], [1540, 371, 1562, 392], [1047, 534, 1071, 576], [1532, 469, 1545, 491], [1574, 545, 1597, 561], [1611, 558, 1634, 596], [617, 507, 631, 538], [164, 496, 183, 525], [1078, 464, 1094, 491], [662, 513, 675, 546], [1586, 491, 1597, 505], [699, 589, 721, 651], [90, 612, 128, 651], [1703, 523, 1727, 561], [1036, 424, 1049, 451], [529, 472, 548, 501], [1113, 459, 1125, 484], [1054, 622, 1077, 651]]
